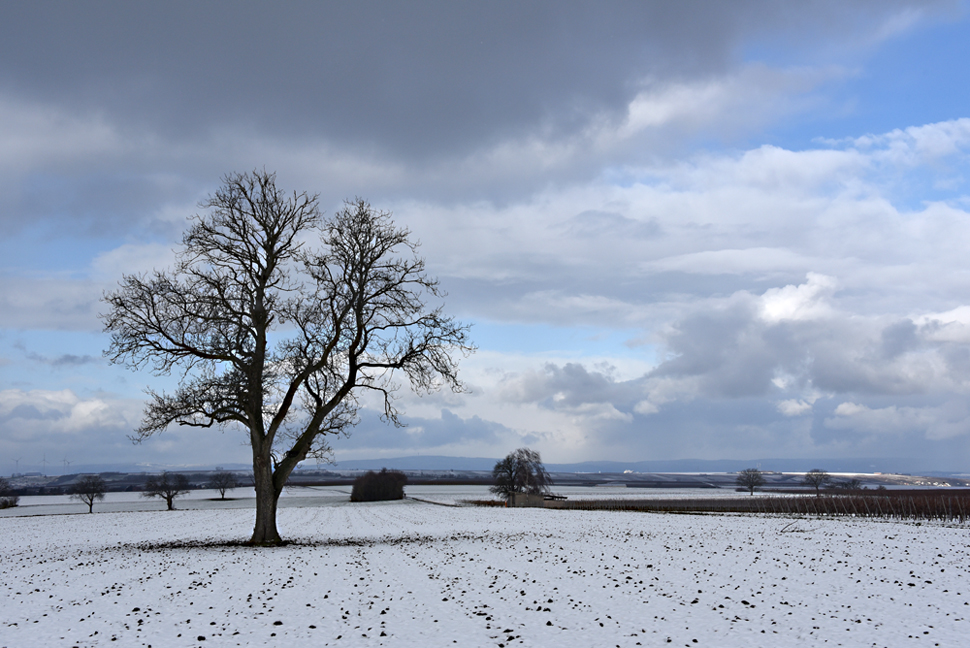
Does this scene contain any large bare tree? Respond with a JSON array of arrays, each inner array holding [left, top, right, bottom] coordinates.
[[490, 448, 552, 501], [103, 171, 473, 544]]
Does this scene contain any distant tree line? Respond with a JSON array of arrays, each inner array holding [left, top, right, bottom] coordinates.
[[734, 468, 877, 496]]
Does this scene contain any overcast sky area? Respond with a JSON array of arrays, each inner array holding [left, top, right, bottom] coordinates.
[[3, 1, 970, 473]]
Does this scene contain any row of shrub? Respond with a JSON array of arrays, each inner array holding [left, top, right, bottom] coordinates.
[[546, 491, 970, 522], [350, 469, 407, 502]]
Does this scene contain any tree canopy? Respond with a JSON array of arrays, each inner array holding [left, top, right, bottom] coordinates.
[[490, 448, 552, 500]]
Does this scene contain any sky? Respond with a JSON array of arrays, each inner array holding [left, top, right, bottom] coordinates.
[[3, 1, 970, 473]]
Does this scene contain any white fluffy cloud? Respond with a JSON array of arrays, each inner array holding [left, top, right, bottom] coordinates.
[[0, 388, 134, 437]]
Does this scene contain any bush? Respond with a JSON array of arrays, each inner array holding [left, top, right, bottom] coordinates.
[[350, 469, 407, 502], [0, 476, 18, 509]]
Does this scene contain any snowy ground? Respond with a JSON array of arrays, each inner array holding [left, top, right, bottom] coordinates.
[[2, 493, 968, 647]]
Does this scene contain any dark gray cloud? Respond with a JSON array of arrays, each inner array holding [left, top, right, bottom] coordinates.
[[0, 1, 954, 245], [0, 1, 946, 159], [880, 319, 919, 359]]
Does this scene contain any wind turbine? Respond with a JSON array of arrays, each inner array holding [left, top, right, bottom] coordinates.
[[62, 457, 72, 474], [40, 453, 47, 475], [12, 458, 20, 476]]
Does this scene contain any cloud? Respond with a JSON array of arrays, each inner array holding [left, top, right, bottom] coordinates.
[[760, 273, 838, 323], [0, 274, 102, 331], [2, 2, 943, 159], [778, 399, 814, 417], [826, 400, 970, 440], [25, 352, 100, 368], [0, 388, 136, 439], [499, 362, 621, 406], [852, 118, 970, 165], [632, 271, 970, 416], [336, 408, 513, 454], [0, 2, 954, 243], [3, 4, 970, 469]]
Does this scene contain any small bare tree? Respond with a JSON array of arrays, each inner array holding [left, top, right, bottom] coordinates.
[[735, 468, 765, 496], [143, 472, 190, 510], [208, 469, 239, 500], [836, 477, 863, 491], [103, 171, 473, 544], [70, 474, 107, 513], [802, 469, 830, 497], [490, 448, 552, 500]]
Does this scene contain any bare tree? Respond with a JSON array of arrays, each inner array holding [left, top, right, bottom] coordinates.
[[735, 468, 765, 496], [103, 171, 473, 544], [70, 474, 107, 513], [143, 472, 190, 510], [490, 448, 552, 500], [802, 469, 830, 497], [208, 469, 239, 500], [836, 477, 863, 491]]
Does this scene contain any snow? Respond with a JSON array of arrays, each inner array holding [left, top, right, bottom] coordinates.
[[2, 491, 968, 647]]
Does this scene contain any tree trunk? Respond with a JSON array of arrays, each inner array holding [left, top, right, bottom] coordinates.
[[250, 450, 283, 545]]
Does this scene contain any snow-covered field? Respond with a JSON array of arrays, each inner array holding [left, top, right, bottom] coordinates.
[[2, 493, 968, 647], [0, 484, 787, 519]]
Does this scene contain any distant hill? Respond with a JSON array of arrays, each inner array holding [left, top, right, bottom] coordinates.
[[11, 455, 965, 478], [331, 455, 963, 476]]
